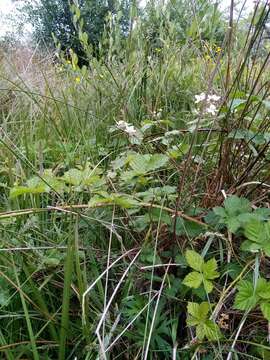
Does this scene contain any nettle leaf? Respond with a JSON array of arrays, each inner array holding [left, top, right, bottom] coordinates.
[[234, 280, 258, 311], [185, 250, 204, 271], [183, 271, 203, 289]]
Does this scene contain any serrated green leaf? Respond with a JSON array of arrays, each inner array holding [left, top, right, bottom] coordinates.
[[203, 320, 222, 341], [196, 323, 206, 340], [224, 196, 251, 216], [198, 302, 211, 320], [213, 206, 226, 218], [185, 250, 204, 271], [244, 220, 265, 243], [234, 280, 258, 310], [183, 271, 203, 289], [241, 240, 261, 253], [227, 217, 241, 233], [187, 302, 200, 318], [257, 278, 270, 300], [187, 302, 210, 322], [203, 279, 214, 293], [202, 258, 219, 280], [260, 302, 270, 321]]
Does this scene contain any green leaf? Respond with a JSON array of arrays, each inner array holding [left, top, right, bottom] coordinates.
[[203, 320, 222, 341], [203, 279, 214, 293], [244, 220, 265, 244], [234, 280, 258, 310], [260, 302, 270, 321], [187, 302, 201, 319], [202, 258, 219, 280], [227, 217, 241, 233], [187, 301, 209, 322], [241, 240, 261, 253], [257, 278, 270, 300], [224, 196, 251, 216], [196, 323, 206, 340], [213, 206, 226, 218], [183, 271, 203, 289], [185, 250, 204, 271], [10, 185, 46, 198]]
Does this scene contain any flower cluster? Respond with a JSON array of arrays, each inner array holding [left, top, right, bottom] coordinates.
[[116, 121, 138, 137], [194, 92, 221, 116]]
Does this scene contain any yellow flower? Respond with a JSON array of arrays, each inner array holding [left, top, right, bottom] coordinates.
[[216, 46, 222, 53], [75, 76, 81, 83]]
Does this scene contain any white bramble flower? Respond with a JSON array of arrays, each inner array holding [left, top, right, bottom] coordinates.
[[206, 103, 217, 115], [116, 121, 138, 137], [208, 94, 221, 102], [194, 92, 220, 117], [195, 93, 206, 103]]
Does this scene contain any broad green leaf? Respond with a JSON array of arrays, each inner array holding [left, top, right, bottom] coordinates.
[[257, 278, 270, 300], [196, 323, 206, 340], [244, 220, 264, 243], [203, 320, 222, 341], [227, 217, 241, 233], [203, 258, 219, 280], [187, 302, 209, 321], [234, 280, 258, 310], [147, 154, 168, 171], [224, 196, 251, 216], [241, 240, 261, 253], [185, 250, 204, 271], [183, 271, 203, 289], [213, 206, 226, 218], [198, 302, 211, 321], [187, 302, 200, 319], [260, 302, 270, 321]]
